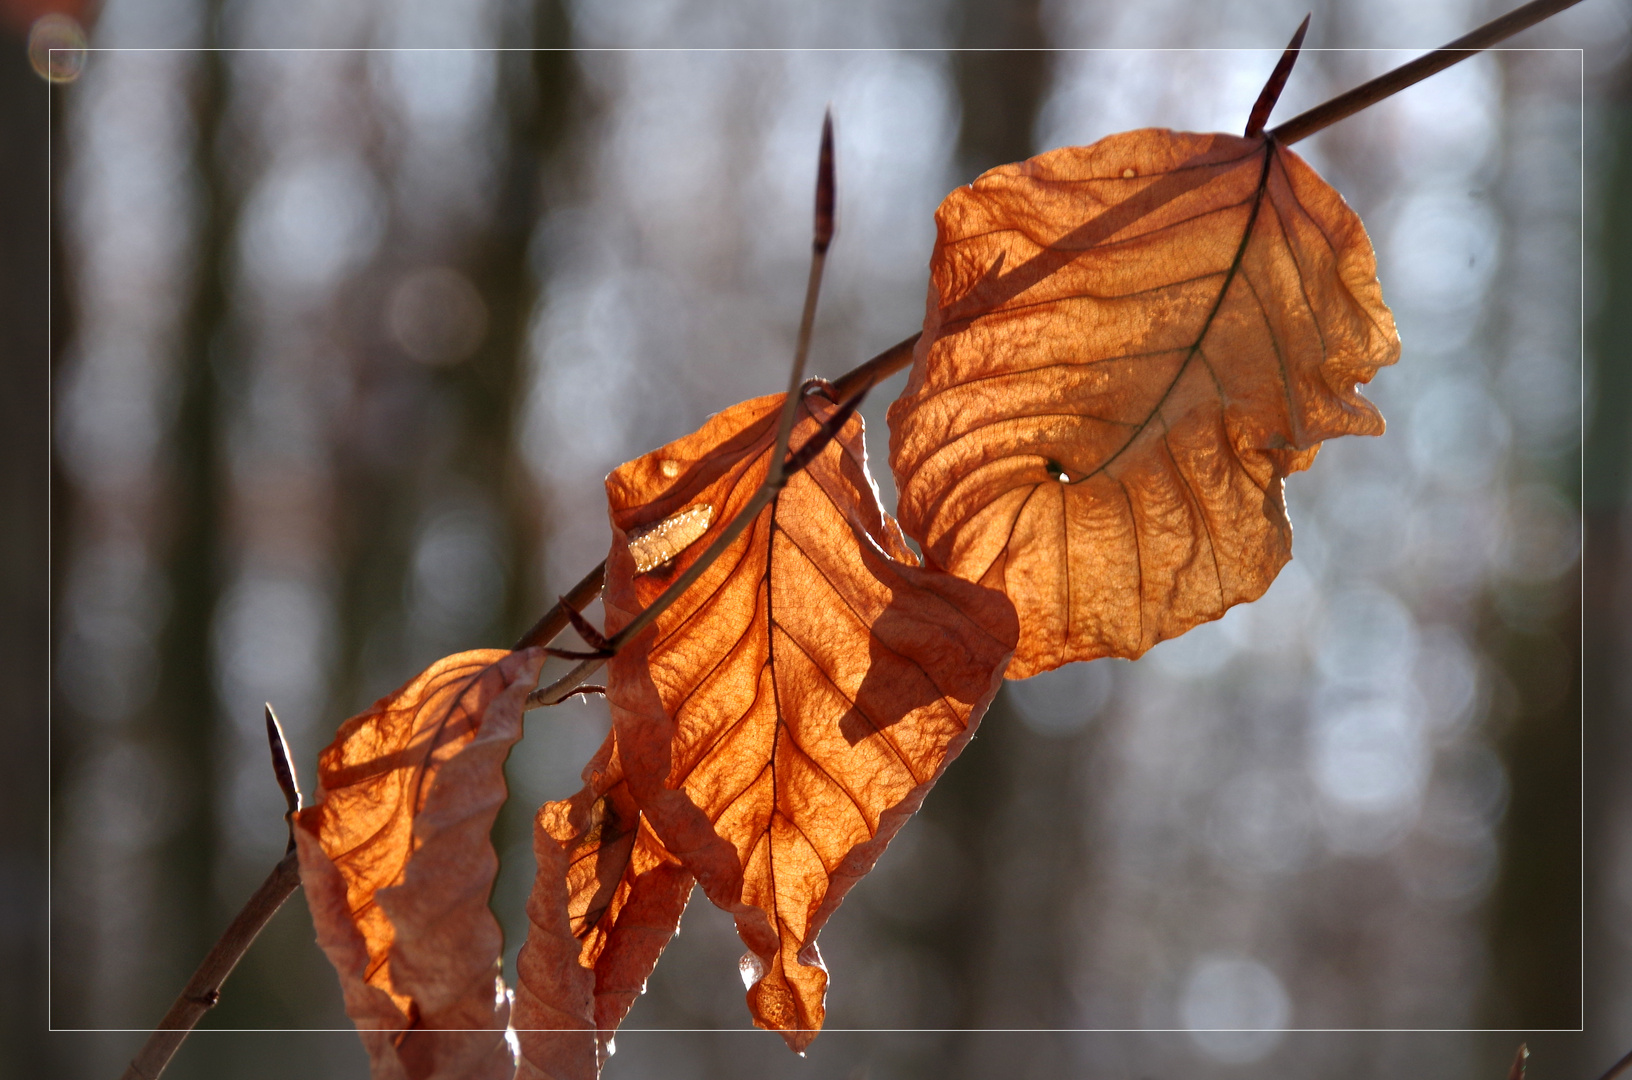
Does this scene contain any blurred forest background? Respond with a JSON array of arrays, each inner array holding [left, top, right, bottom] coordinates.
[[3, 0, 1629, 1076]]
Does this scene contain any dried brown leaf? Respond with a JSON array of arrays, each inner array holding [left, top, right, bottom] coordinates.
[[602, 389, 1018, 1050], [887, 129, 1400, 677], [294, 648, 544, 1080], [513, 729, 691, 1076]]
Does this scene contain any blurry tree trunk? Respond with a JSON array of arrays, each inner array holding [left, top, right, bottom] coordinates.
[[950, 0, 1050, 182], [466, 8, 576, 649], [1577, 71, 1632, 1070], [924, 2, 1071, 1064], [1482, 50, 1623, 1035], [475, 4, 581, 897], [8, 21, 68, 1077], [330, 5, 575, 717], [1484, 581, 1583, 1026], [147, 14, 229, 1006]]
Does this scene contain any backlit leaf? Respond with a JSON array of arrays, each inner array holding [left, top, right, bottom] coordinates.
[[602, 389, 1018, 1050], [294, 648, 543, 1080], [513, 729, 692, 1076], [887, 129, 1400, 677]]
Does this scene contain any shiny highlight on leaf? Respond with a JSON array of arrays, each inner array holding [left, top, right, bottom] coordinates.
[[627, 503, 715, 574]]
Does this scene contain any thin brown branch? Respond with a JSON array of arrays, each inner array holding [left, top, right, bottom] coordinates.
[[1270, 0, 1585, 145], [526, 480, 777, 711], [118, 850, 302, 1080], [830, 332, 919, 401], [766, 110, 837, 493], [512, 560, 607, 650], [118, 712, 310, 1080], [524, 114, 851, 713], [782, 386, 867, 474], [1245, 13, 1310, 137], [1595, 1046, 1632, 1080], [529, 655, 608, 710]]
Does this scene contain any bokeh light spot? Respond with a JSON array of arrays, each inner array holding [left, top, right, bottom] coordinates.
[[1180, 955, 1290, 1063], [28, 14, 86, 84], [388, 266, 488, 366]]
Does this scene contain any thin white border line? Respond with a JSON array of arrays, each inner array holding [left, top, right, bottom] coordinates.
[[47, 1027, 1594, 1034], [42, 45, 1590, 1039], [46, 38, 53, 1039], [1577, 37, 1587, 1039], [52, 46, 1589, 52]]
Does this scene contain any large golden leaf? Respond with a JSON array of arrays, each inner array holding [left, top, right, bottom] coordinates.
[[603, 390, 1017, 1050], [887, 129, 1400, 677], [513, 729, 692, 1076], [294, 648, 543, 1080]]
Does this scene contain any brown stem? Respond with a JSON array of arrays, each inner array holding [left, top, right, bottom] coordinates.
[[830, 332, 919, 401], [512, 560, 607, 651], [529, 655, 606, 709], [524, 438, 793, 710], [519, 119, 848, 689], [118, 850, 302, 1080], [766, 110, 837, 492], [1270, 0, 1586, 145], [523, 457, 788, 709], [516, 331, 916, 695], [119, 714, 306, 1080]]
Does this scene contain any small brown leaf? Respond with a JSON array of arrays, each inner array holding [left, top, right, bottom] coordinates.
[[294, 648, 544, 1080], [602, 390, 1018, 1050], [888, 129, 1399, 677], [513, 730, 691, 1076]]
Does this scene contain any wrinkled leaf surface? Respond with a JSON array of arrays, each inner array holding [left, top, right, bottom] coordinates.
[[513, 729, 691, 1076], [295, 648, 543, 1080], [603, 390, 1018, 1050], [888, 129, 1399, 677]]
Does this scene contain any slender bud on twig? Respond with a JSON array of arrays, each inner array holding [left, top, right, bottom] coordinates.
[[1245, 13, 1310, 137], [814, 109, 835, 254], [264, 704, 302, 852], [766, 109, 839, 492]]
